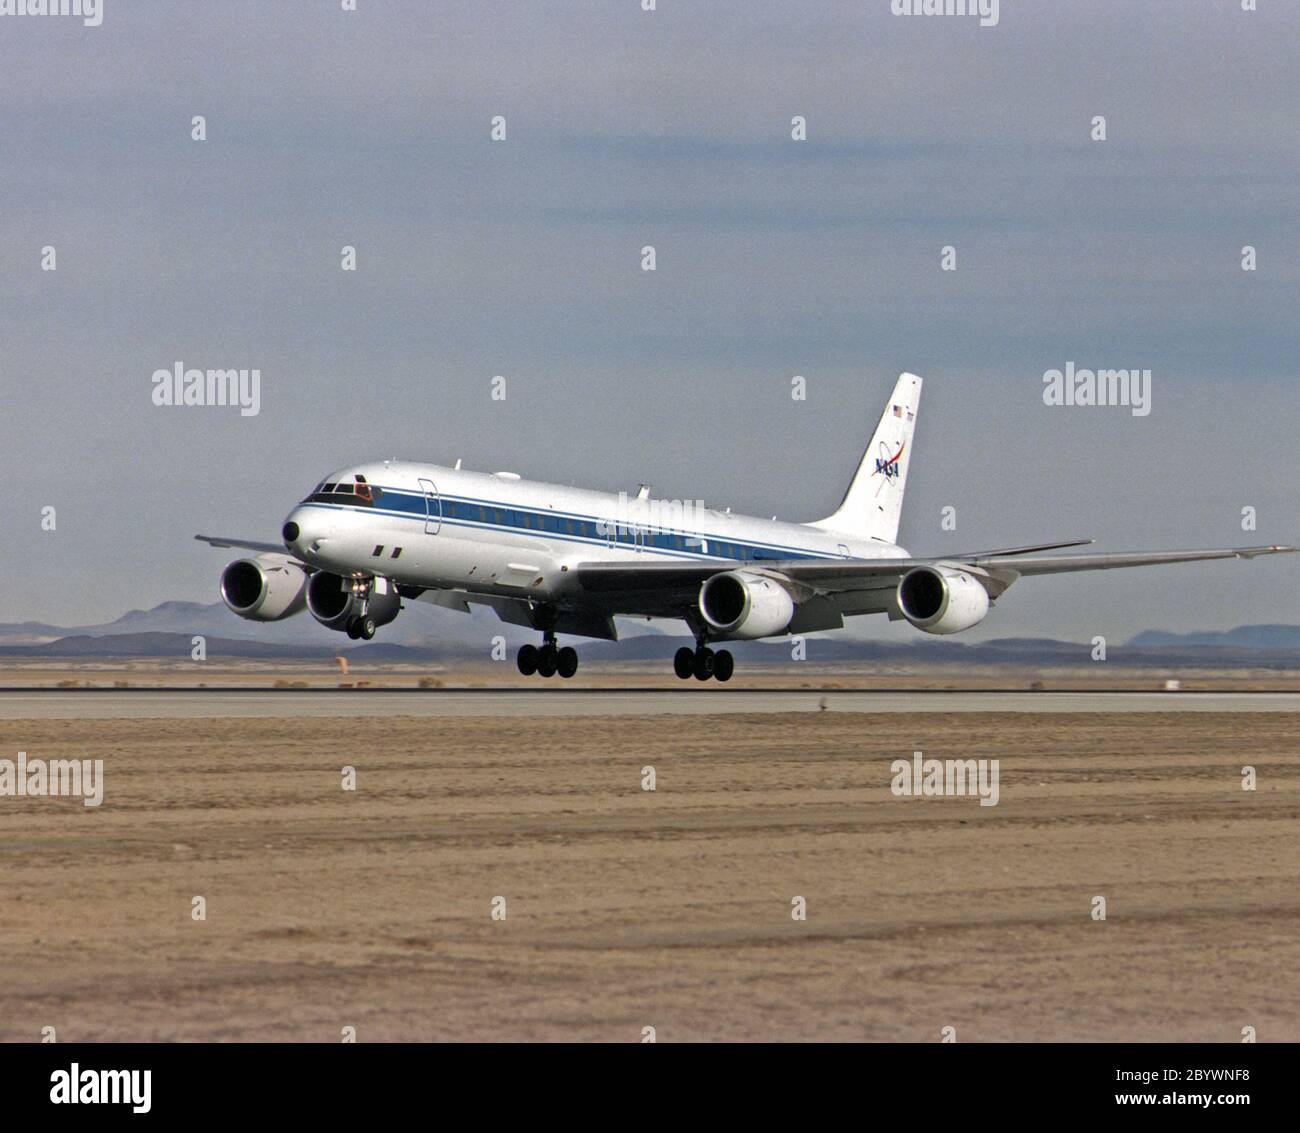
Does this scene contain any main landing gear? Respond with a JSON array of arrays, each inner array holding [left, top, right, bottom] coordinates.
[[674, 643, 734, 682], [517, 633, 579, 679], [345, 615, 377, 641]]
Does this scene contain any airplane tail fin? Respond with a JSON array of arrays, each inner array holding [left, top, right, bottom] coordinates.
[[808, 372, 922, 544]]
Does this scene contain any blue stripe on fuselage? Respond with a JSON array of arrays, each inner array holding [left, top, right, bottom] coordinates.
[[300, 485, 840, 563]]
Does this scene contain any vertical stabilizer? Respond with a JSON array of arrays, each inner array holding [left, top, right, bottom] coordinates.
[[808, 372, 921, 543]]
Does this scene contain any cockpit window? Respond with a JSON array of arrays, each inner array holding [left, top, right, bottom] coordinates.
[[303, 476, 377, 507]]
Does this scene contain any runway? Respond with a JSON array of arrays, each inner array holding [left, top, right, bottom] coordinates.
[[0, 687, 1295, 718]]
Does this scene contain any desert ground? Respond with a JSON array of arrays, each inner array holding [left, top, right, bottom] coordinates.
[[2, 702, 1297, 1041]]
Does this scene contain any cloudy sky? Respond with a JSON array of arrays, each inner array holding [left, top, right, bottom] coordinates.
[[1, 0, 1295, 642]]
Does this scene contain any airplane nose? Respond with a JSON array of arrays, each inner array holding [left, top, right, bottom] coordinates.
[[282, 509, 331, 557]]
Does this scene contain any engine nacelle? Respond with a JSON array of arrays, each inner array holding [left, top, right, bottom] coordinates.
[[698, 570, 795, 639], [896, 566, 990, 635], [220, 554, 308, 622], [306, 571, 401, 632]]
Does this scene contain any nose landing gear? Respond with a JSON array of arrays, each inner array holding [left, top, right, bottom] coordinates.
[[517, 633, 579, 679], [345, 614, 377, 640]]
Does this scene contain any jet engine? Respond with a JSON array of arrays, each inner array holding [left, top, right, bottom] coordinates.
[[305, 571, 400, 632], [220, 554, 309, 622], [896, 566, 990, 635], [698, 570, 795, 639]]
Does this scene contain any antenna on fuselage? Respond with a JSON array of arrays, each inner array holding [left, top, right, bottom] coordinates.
[[454, 458, 462, 470], [636, 484, 650, 500]]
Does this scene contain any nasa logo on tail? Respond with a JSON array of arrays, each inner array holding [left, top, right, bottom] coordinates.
[[872, 440, 905, 490]]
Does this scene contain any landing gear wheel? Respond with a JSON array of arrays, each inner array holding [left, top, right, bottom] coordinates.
[[673, 646, 695, 680], [517, 644, 538, 676], [537, 644, 559, 678], [359, 616, 377, 641], [713, 649, 734, 682], [693, 647, 715, 681], [345, 616, 362, 640], [557, 646, 579, 679]]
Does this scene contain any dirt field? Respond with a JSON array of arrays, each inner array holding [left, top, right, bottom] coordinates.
[[2, 710, 1297, 1041]]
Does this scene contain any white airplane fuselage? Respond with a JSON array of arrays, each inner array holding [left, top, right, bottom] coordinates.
[[282, 459, 909, 605]]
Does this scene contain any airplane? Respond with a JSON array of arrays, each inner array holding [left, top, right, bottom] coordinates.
[[197, 372, 1295, 681]]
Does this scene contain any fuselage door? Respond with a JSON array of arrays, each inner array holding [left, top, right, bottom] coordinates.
[[418, 478, 441, 535]]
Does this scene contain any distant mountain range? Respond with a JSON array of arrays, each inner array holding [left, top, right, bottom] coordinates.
[[1129, 625, 1300, 650], [0, 601, 1296, 668], [0, 599, 551, 650]]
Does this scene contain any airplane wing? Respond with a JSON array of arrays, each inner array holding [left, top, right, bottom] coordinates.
[[572, 543, 1297, 615], [975, 546, 1296, 576], [195, 534, 290, 556]]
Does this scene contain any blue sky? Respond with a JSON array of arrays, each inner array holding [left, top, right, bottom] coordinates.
[[1, 0, 1295, 639]]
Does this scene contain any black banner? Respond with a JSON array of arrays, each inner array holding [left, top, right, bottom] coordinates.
[[1, 1041, 1289, 1120]]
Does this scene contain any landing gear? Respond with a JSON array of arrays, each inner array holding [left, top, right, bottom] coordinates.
[[675, 643, 734, 682], [346, 615, 376, 641], [517, 636, 580, 679]]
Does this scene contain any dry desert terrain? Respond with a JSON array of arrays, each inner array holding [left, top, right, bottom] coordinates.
[[2, 705, 1297, 1041]]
